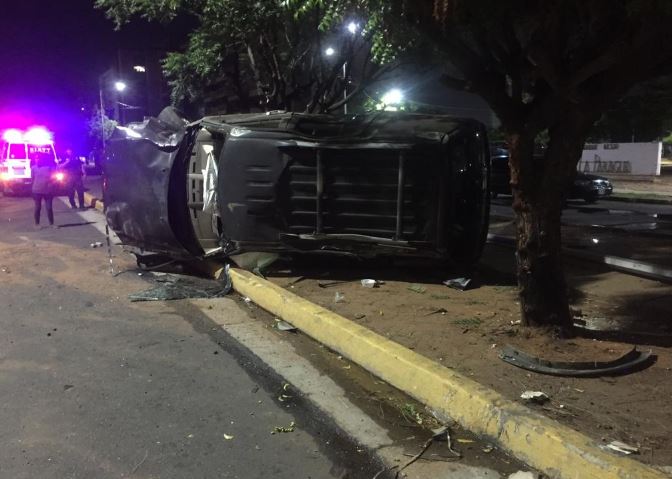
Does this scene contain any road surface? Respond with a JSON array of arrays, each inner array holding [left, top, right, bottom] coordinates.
[[0, 195, 528, 478]]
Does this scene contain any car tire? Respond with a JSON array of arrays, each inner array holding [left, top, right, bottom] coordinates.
[[583, 195, 598, 204]]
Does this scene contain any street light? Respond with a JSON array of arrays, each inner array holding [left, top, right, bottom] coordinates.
[[98, 76, 128, 151], [381, 88, 404, 106], [347, 21, 358, 34], [324, 46, 350, 114]]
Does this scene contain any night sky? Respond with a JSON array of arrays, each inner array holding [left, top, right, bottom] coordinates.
[[0, 0, 180, 152]]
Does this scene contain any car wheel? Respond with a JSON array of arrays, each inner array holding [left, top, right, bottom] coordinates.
[[583, 195, 597, 204]]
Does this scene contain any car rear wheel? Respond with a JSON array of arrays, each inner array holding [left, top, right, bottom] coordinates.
[[583, 195, 598, 204]]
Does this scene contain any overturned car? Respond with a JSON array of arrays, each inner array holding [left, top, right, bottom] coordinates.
[[104, 108, 490, 266]]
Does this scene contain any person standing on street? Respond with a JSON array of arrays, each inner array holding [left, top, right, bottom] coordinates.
[[31, 154, 57, 229], [61, 148, 86, 210]]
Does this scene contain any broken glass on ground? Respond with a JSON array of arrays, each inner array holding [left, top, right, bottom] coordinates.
[[128, 270, 232, 302]]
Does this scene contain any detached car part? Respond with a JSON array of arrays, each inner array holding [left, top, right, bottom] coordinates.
[[499, 344, 654, 377], [104, 108, 490, 265]]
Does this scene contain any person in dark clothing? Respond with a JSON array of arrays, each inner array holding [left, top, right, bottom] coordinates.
[[31, 155, 57, 229], [61, 148, 86, 209]]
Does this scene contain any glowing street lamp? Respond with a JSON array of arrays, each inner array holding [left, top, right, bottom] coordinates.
[[324, 47, 336, 57], [347, 21, 358, 34], [114, 81, 127, 92], [381, 88, 404, 106]]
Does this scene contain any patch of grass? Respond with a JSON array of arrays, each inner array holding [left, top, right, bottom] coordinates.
[[452, 317, 483, 327], [407, 283, 427, 294], [400, 403, 424, 425], [492, 286, 517, 293]]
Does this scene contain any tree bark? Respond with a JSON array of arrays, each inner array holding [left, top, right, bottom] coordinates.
[[508, 112, 597, 336]]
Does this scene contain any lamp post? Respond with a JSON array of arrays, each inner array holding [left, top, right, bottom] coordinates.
[[324, 46, 350, 114], [324, 22, 358, 114], [98, 76, 127, 151], [113, 81, 127, 124]]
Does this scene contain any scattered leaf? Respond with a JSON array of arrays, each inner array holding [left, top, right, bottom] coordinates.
[[272, 421, 296, 434]]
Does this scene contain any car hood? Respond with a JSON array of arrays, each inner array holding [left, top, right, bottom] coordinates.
[[576, 172, 610, 182]]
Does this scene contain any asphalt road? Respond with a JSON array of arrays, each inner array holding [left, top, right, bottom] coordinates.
[[0, 195, 529, 479], [0, 196, 378, 479], [491, 196, 672, 236]]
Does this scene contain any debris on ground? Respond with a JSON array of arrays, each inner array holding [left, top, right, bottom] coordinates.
[[271, 421, 295, 434], [407, 283, 427, 294], [508, 472, 538, 479], [605, 440, 639, 455], [318, 279, 350, 288], [520, 391, 550, 404], [90, 241, 103, 248], [223, 434, 234, 440], [334, 291, 346, 303], [285, 276, 305, 287], [274, 319, 297, 332], [230, 252, 278, 277], [128, 272, 232, 302], [425, 308, 448, 316], [360, 279, 382, 288], [500, 344, 655, 377], [443, 277, 472, 290], [431, 426, 461, 458]]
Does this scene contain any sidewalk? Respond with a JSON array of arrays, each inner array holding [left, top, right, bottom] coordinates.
[[610, 174, 672, 204]]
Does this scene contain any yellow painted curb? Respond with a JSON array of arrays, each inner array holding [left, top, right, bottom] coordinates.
[[229, 268, 666, 479], [83, 191, 104, 212]]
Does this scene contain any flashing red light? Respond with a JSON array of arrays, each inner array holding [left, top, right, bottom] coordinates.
[[2, 127, 53, 145], [54, 172, 65, 182], [2, 129, 23, 143], [24, 127, 52, 145]]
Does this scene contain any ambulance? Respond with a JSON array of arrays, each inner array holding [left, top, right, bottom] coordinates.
[[0, 127, 59, 195]]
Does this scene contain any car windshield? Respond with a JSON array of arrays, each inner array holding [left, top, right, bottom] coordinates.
[[8, 143, 27, 159], [490, 147, 509, 156]]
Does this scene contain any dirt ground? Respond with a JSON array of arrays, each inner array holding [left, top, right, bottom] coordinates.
[[264, 243, 672, 468]]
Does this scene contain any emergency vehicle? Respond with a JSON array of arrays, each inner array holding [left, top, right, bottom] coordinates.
[[0, 127, 59, 195]]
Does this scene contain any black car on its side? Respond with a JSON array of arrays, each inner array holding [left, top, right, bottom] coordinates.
[[490, 147, 613, 203], [103, 108, 491, 267]]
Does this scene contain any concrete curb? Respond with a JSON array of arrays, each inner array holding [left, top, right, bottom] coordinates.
[[229, 268, 667, 479], [83, 191, 104, 212]]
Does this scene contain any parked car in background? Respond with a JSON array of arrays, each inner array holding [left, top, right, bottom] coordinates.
[[104, 108, 491, 267], [490, 147, 613, 203]]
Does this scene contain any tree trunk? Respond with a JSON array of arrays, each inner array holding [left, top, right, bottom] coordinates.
[[508, 128, 582, 336]]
